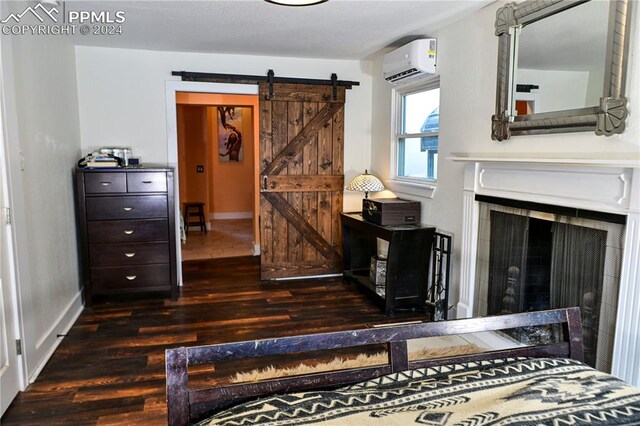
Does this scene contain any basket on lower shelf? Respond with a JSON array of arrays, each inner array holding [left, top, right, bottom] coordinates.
[[370, 256, 387, 296]]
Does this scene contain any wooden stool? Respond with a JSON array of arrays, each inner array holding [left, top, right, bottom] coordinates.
[[183, 202, 207, 234]]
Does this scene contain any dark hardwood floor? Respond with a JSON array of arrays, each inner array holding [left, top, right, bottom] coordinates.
[[1, 256, 428, 425]]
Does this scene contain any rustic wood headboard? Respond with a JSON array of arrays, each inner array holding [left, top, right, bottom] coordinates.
[[166, 307, 583, 426]]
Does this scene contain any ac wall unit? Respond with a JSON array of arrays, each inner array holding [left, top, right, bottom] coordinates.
[[383, 39, 437, 84]]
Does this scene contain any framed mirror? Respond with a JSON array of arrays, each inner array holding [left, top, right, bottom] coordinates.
[[491, 0, 633, 141]]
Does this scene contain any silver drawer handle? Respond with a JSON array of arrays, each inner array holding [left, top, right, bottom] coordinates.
[[124, 230, 134, 235], [124, 253, 136, 258], [123, 207, 133, 211], [101, 182, 111, 186], [126, 275, 137, 280]]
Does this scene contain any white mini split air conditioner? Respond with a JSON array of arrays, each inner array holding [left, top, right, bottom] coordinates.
[[383, 39, 437, 84]]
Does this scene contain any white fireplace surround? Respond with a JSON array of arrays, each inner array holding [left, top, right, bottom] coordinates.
[[450, 154, 640, 387]]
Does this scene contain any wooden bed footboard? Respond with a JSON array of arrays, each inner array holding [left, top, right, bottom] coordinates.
[[166, 307, 583, 426]]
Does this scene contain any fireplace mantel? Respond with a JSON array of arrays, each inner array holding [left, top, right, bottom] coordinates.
[[452, 154, 640, 386], [449, 153, 640, 168]]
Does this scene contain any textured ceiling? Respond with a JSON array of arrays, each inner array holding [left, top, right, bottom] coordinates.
[[66, 0, 492, 59]]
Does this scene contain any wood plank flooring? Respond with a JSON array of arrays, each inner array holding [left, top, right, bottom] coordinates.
[[1, 256, 427, 425], [180, 219, 254, 261]]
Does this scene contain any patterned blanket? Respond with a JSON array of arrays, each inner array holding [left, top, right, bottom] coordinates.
[[201, 357, 640, 425]]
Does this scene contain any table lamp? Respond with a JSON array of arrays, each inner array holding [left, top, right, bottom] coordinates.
[[346, 169, 385, 199]]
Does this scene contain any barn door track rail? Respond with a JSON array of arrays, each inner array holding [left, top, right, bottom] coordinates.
[[171, 69, 359, 101]]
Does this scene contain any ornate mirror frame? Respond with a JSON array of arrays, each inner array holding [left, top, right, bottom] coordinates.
[[491, 0, 633, 141]]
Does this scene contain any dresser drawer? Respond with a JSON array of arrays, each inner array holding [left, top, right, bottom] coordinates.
[[127, 172, 167, 193], [91, 264, 171, 292], [89, 242, 170, 267], [86, 195, 167, 220], [87, 219, 169, 244], [84, 172, 126, 194]]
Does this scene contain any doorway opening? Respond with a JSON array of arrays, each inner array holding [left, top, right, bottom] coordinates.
[[515, 99, 535, 115], [175, 92, 260, 261]]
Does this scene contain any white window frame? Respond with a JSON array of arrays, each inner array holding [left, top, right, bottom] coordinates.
[[387, 76, 440, 199]]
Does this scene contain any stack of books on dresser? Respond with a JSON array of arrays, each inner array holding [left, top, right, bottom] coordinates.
[[86, 154, 120, 168]]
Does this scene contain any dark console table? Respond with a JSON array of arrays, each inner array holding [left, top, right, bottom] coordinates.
[[341, 212, 435, 315]]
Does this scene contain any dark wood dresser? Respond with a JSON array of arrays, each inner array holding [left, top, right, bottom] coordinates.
[[75, 166, 178, 305]]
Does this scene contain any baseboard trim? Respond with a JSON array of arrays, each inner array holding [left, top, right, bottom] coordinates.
[[274, 273, 342, 281], [210, 212, 253, 220], [29, 291, 84, 383]]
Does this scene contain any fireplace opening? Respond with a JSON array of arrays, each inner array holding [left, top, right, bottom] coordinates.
[[475, 202, 624, 371]]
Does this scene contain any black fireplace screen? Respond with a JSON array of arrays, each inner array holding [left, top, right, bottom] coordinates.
[[550, 222, 606, 366], [487, 211, 529, 315], [487, 211, 607, 367]]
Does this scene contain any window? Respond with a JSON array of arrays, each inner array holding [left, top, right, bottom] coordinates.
[[393, 79, 440, 188]]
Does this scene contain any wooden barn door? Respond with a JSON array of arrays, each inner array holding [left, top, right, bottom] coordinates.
[[259, 83, 345, 280]]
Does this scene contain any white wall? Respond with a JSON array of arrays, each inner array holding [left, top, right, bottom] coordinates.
[[516, 68, 590, 113], [371, 0, 640, 317], [1, 5, 83, 380], [74, 46, 374, 211], [586, 67, 606, 107]]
